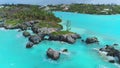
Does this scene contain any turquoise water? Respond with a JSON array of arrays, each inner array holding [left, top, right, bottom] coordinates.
[[0, 12, 120, 68], [54, 12, 120, 45]]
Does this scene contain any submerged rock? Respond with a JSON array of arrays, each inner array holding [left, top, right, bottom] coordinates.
[[47, 48, 60, 60], [85, 37, 99, 44], [81, 39, 85, 42]]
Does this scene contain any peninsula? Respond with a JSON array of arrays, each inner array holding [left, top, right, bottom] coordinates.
[[0, 4, 80, 48]]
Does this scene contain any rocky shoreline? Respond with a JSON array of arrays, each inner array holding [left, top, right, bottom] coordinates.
[[49, 33, 81, 44], [0, 20, 81, 48], [1, 21, 120, 65], [1, 21, 120, 66], [0, 12, 120, 66]]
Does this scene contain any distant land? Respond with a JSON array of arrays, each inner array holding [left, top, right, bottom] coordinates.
[[0, 0, 120, 5]]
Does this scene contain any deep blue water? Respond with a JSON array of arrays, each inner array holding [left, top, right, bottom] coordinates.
[[0, 12, 120, 68]]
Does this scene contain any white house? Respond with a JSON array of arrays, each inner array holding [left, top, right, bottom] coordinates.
[[0, 6, 4, 8]]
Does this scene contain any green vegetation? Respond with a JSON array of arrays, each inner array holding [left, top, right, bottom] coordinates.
[[5, 19, 23, 26], [51, 31, 74, 35], [0, 17, 3, 22], [34, 20, 62, 28], [48, 4, 120, 15], [0, 4, 61, 26], [0, 4, 79, 35]]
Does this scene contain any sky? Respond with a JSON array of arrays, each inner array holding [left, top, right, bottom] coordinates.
[[0, 0, 120, 5]]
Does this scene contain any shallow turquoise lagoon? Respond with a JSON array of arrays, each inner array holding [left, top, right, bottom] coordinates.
[[0, 12, 120, 68], [54, 12, 120, 45]]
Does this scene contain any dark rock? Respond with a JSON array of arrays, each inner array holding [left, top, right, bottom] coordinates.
[[71, 34, 81, 39], [109, 60, 115, 63], [62, 49, 68, 52], [99, 45, 120, 64], [29, 35, 41, 44], [49, 35, 60, 41], [113, 44, 119, 46], [31, 26, 39, 33], [37, 32, 46, 39], [99, 48, 106, 51], [101, 45, 119, 57], [81, 39, 84, 42], [85, 37, 99, 44], [47, 48, 60, 60], [23, 31, 30, 37], [49, 34, 80, 44], [26, 42, 34, 48]]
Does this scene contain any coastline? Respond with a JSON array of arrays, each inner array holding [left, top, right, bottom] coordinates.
[[0, 4, 81, 48], [0, 3, 120, 67], [53, 11, 120, 16]]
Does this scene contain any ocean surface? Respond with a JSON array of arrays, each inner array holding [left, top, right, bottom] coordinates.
[[0, 12, 120, 68]]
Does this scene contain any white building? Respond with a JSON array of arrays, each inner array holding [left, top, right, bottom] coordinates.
[[0, 6, 4, 8]]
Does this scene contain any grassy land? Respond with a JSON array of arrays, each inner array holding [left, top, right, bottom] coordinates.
[[51, 31, 74, 35], [5, 19, 23, 26], [0, 17, 3, 22], [34, 21, 62, 28], [0, 4, 61, 27]]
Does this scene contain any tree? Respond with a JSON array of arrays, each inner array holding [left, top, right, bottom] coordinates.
[[65, 20, 71, 31]]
